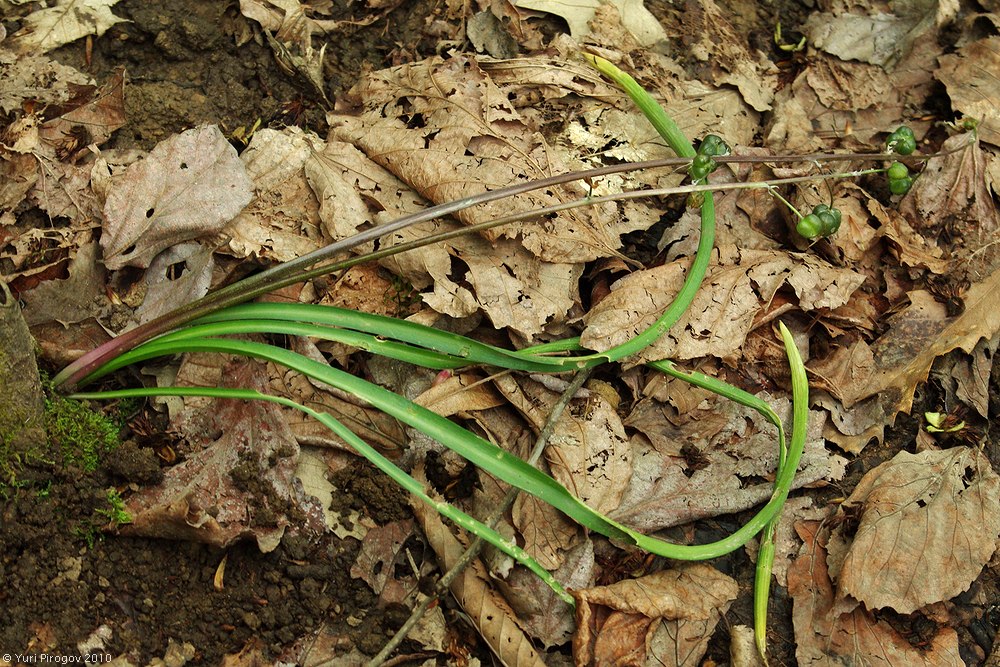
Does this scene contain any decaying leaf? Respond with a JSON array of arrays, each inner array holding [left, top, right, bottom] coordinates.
[[102, 124, 253, 269], [615, 392, 844, 532], [573, 564, 738, 667], [581, 245, 865, 363], [121, 358, 327, 552], [901, 133, 1000, 282], [805, 0, 956, 67], [789, 520, 963, 666], [133, 241, 214, 327], [20, 240, 107, 327], [0, 52, 93, 115], [813, 269, 1000, 450], [514, 0, 667, 46], [351, 519, 415, 595], [8, 0, 127, 54], [936, 36, 1000, 147], [825, 447, 1000, 615]]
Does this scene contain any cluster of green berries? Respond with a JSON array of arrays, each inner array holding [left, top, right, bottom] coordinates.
[[689, 134, 729, 182], [885, 126, 916, 195], [796, 203, 842, 240]]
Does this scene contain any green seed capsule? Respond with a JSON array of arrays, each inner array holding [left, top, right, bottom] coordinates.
[[889, 176, 913, 195], [887, 127, 916, 155], [698, 134, 729, 157], [690, 154, 717, 180], [887, 161, 909, 180], [796, 213, 824, 239], [817, 210, 841, 235]]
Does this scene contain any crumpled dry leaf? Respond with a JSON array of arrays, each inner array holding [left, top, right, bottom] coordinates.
[[812, 269, 1000, 450], [615, 391, 844, 532], [0, 51, 93, 114], [936, 36, 1000, 147], [38, 68, 126, 153], [573, 564, 738, 667], [901, 133, 1000, 282], [514, 0, 667, 46], [224, 127, 325, 262], [674, 0, 777, 112], [328, 53, 624, 265], [582, 244, 865, 363], [20, 240, 107, 327], [102, 124, 253, 269], [788, 520, 963, 666], [805, 0, 956, 66], [8, 0, 128, 54], [825, 447, 1000, 615], [121, 358, 327, 552]]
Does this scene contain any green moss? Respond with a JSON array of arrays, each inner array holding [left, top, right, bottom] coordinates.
[[44, 390, 122, 473], [97, 488, 133, 526]]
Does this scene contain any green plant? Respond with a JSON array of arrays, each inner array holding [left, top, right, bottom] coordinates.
[[97, 488, 133, 526], [56, 54, 951, 663], [45, 390, 120, 472]]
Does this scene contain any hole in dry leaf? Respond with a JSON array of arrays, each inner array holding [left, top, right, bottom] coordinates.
[[963, 466, 976, 486], [123, 243, 136, 255], [145, 208, 155, 218], [179, 162, 188, 169], [166, 261, 187, 281], [404, 112, 426, 129]]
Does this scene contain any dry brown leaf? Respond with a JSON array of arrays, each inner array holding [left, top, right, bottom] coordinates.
[[615, 392, 842, 532], [8, 0, 127, 54], [931, 336, 999, 418], [328, 53, 625, 264], [20, 240, 107, 327], [901, 133, 1000, 281], [788, 520, 963, 666], [102, 124, 253, 269], [350, 519, 415, 595], [413, 372, 504, 418], [511, 493, 578, 571], [674, 0, 777, 112], [814, 269, 1000, 449], [410, 463, 549, 667], [122, 358, 327, 551], [573, 564, 738, 667], [935, 36, 1000, 147], [581, 245, 864, 363], [224, 127, 324, 262], [0, 51, 93, 114], [494, 375, 631, 516], [514, 0, 667, 46], [38, 68, 125, 151], [825, 447, 1000, 615], [805, 0, 955, 66]]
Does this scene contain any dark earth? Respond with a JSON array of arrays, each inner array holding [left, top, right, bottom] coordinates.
[[2, 0, 999, 664]]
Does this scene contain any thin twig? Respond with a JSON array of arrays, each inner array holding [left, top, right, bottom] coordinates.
[[364, 368, 593, 667]]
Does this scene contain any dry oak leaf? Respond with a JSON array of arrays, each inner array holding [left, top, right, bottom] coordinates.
[[573, 564, 738, 667], [788, 520, 963, 666], [825, 447, 1000, 615], [8, 0, 128, 54], [102, 124, 253, 269]]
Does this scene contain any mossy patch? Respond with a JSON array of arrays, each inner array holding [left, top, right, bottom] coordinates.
[[44, 390, 122, 473]]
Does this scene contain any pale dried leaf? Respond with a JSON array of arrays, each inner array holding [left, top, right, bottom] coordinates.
[[410, 464, 548, 667], [38, 68, 125, 150], [122, 359, 327, 551], [351, 519, 415, 595], [789, 520, 963, 666], [574, 564, 737, 667], [826, 447, 1000, 614], [21, 241, 106, 327], [901, 133, 1000, 281], [0, 52, 93, 114], [133, 242, 214, 327], [224, 127, 324, 262], [413, 373, 504, 418], [805, 0, 952, 66], [815, 270, 1000, 448], [936, 36, 1000, 147], [9, 0, 127, 54], [102, 125, 252, 268], [616, 393, 842, 532], [514, 0, 666, 46]]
